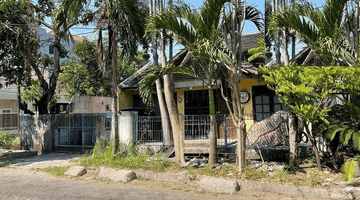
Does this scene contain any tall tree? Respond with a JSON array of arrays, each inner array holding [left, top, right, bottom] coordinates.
[[147, 0, 229, 164], [269, 0, 357, 66], [219, 0, 264, 171], [279, 0, 289, 65], [0, 0, 93, 114], [150, 0, 172, 148], [0, 0, 36, 115], [146, 0, 263, 167], [60, 0, 146, 152]]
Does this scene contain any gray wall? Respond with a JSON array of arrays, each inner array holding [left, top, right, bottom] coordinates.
[[19, 115, 52, 155]]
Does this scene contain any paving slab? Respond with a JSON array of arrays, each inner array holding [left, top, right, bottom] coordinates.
[[97, 167, 136, 183], [65, 166, 87, 177]]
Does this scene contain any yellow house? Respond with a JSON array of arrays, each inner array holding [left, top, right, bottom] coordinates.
[[117, 32, 289, 150], [118, 32, 286, 126]]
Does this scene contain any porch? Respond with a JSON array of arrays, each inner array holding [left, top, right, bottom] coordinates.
[[131, 111, 291, 155]]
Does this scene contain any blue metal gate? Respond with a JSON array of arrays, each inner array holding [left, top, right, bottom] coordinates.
[[53, 113, 111, 150]]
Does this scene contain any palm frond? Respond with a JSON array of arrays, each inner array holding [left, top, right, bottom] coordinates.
[[139, 63, 200, 106]]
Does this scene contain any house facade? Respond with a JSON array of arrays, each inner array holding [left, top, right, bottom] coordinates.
[[118, 32, 285, 127], [117, 31, 290, 147]]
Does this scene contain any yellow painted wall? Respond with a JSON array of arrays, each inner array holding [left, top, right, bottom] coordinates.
[[239, 78, 271, 115], [175, 89, 185, 115], [118, 90, 135, 110], [118, 77, 271, 131]]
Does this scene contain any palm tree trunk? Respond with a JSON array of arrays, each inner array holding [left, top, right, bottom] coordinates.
[[158, 0, 183, 161], [110, 27, 119, 154], [151, 0, 172, 147], [291, 35, 296, 61], [344, 3, 351, 44], [273, 0, 281, 65], [280, 0, 289, 65], [169, 38, 173, 61], [355, 0, 359, 64], [208, 87, 217, 165], [159, 29, 172, 146], [155, 79, 171, 146], [163, 74, 185, 163]]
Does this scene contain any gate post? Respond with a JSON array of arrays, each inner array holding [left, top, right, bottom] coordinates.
[[118, 111, 138, 145]]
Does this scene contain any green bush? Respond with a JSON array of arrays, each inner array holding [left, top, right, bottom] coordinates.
[[0, 132, 17, 149], [79, 140, 176, 172]]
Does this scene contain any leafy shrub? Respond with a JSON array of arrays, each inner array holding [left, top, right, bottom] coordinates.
[[0, 132, 17, 149], [342, 158, 359, 182]]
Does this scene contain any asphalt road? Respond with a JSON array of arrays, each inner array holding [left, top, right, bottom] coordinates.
[[0, 167, 312, 200]]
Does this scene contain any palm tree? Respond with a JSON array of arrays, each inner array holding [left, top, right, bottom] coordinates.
[[147, 0, 230, 164], [149, 0, 173, 149], [58, 0, 146, 152], [145, 0, 263, 167], [269, 0, 357, 66]]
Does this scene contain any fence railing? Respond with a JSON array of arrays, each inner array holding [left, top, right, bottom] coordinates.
[[0, 113, 18, 130], [133, 114, 256, 147], [136, 116, 163, 143]]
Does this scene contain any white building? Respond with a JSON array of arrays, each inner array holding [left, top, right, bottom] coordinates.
[[0, 27, 85, 126]]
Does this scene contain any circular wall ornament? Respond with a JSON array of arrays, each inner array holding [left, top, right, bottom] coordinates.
[[240, 90, 250, 104]]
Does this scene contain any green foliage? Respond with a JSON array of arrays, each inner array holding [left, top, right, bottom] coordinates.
[[323, 102, 360, 150], [37, 166, 69, 177], [268, 0, 356, 66], [118, 50, 150, 80], [79, 140, 175, 172], [342, 159, 358, 182], [0, 0, 36, 88], [59, 40, 111, 99], [21, 81, 43, 101], [246, 38, 272, 66], [260, 66, 360, 125], [139, 63, 200, 106], [0, 132, 17, 149], [59, 40, 149, 99]]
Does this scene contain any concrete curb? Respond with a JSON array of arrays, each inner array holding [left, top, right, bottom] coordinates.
[[0, 150, 37, 161], [237, 179, 356, 200], [134, 170, 192, 183], [133, 169, 360, 199]]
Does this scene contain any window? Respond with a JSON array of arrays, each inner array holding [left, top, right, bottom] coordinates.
[[49, 45, 54, 54], [1, 109, 11, 128], [252, 85, 288, 121], [2, 110, 11, 114]]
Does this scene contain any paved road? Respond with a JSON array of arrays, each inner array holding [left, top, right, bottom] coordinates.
[[0, 167, 312, 200], [1, 153, 321, 200]]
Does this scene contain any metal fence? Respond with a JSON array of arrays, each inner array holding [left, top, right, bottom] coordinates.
[[136, 116, 163, 143], [184, 114, 254, 147], [0, 113, 18, 129], [184, 115, 211, 140], [53, 113, 111, 148], [133, 114, 255, 147]]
